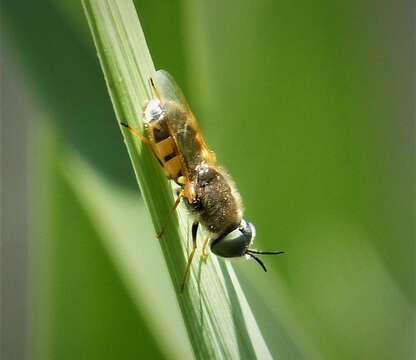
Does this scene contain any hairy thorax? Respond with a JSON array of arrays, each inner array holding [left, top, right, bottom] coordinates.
[[186, 164, 243, 236]]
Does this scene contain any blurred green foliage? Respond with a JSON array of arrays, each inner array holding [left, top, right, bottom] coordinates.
[[36, 129, 165, 359], [2, 0, 414, 359]]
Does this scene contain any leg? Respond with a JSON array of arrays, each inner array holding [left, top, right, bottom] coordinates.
[[121, 122, 166, 170], [157, 189, 184, 239], [180, 221, 198, 292], [201, 237, 210, 260], [120, 122, 151, 145]]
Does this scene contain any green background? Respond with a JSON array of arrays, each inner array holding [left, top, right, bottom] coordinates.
[[2, 0, 414, 359]]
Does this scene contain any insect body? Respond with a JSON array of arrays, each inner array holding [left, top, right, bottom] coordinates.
[[122, 70, 283, 291]]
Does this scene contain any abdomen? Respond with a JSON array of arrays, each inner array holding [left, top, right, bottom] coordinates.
[[146, 113, 183, 182]]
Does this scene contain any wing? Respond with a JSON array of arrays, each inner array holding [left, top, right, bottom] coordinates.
[[151, 70, 216, 172], [151, 70, 188, 109]]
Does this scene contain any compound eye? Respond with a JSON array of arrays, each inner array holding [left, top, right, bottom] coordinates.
[[210, 220, 256, 258]]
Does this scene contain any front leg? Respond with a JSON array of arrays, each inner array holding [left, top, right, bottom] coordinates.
[[201, 237, 210, 260]]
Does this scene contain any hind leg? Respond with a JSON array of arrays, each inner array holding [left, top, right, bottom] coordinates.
[[120, 122, 151, 145]]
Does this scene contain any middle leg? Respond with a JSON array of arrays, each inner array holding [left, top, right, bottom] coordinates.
[[180, 221, 199, 292], [157, 188, 184, 239]]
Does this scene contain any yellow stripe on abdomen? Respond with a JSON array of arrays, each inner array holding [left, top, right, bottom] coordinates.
[[163, 155, 182, 179], [155, 137, 175, 159]]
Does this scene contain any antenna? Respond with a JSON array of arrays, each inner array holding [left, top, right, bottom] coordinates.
[[246, 249, 285, 272], [247, 252, 267, 272], [247, 250, 285, 256]]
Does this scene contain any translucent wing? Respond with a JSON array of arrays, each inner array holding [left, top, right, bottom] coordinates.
[[152, 70, 189, 109], [151, 70, 216, 172]]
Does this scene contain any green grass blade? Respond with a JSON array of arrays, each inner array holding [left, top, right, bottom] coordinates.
[[36, 124, 167, 360], [82, 0, 274, 358], [62, 151, 193, 359]]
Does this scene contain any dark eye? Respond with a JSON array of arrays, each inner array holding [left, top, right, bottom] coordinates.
[[210, 220, 255, 258]]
